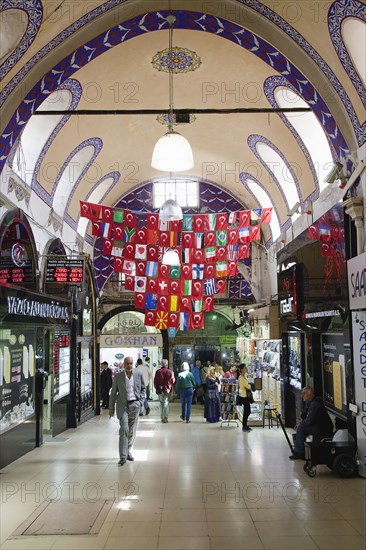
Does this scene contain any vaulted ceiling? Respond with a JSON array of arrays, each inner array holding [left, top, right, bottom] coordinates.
[[1, 0, 365, 267]]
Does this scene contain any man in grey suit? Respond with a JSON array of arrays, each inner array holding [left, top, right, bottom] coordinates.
[[109, 356, 146, 466]]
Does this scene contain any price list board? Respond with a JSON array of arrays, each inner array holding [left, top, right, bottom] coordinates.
[[0, 259, 34, 285], [46, 258, 84, 284], [53, 330, 70, 401]]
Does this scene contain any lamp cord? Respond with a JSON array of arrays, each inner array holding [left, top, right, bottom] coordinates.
[[167, 12, 176, 132]]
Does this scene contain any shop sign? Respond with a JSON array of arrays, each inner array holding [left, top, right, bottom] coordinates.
[[6, 296, 69, 323], [100, 334, 162, 348], [219, 336, 237, 345], [352, 311, 366, 478], [347, 252, 366, 310]]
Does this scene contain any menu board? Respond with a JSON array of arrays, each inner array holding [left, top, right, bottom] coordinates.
[[46, 258, 84, 284], [321, 333, 347, 417], [0, 258, 34, 285], [0, 328, 35, 434], [53, 330, 70, 401]]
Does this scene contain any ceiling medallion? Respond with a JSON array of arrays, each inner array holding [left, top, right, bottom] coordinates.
[[156, 113, 197, 126], [152, 46, 201, 74]]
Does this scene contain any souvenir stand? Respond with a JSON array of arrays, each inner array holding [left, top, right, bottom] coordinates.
[[220, 379, 239, 427]]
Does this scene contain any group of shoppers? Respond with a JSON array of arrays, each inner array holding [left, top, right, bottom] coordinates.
[[105, 355, 333, 468]]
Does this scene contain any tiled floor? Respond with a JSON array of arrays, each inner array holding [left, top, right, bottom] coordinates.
[[0, 402, 365, 549]]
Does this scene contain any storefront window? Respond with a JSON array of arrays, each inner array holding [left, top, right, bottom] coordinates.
[[0, 327, 36, 434]]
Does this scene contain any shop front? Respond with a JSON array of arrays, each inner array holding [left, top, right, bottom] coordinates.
[[0, 286, 72, 468]]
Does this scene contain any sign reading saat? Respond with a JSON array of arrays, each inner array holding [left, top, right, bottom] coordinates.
[[347, 252, 366, 310]]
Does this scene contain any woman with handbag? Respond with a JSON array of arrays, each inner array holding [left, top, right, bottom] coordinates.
[[204, 367, 221, 423], [238, 364, 253, 432]]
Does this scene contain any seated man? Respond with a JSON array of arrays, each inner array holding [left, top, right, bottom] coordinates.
[[289, 386, 333, 460]]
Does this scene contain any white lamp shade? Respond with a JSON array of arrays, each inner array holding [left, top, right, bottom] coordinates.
[[159, 199, 182, 221], [151, 130, 194, 172], [162, 249, 180, 266]]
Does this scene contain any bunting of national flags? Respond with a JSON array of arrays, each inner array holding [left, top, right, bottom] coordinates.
[[80, 202, 272, 331], [308, 217, 346, 287]]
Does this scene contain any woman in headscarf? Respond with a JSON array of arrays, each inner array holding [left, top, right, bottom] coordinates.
[[204, 366, 221, 423]]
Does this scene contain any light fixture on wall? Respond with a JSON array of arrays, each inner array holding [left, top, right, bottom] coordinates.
[[151, 13, 194, 172]]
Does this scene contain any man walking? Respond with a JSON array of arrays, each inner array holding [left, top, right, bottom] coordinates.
[[100, 361, 112, 409], [136, 358, 151, 416], [154, 359, 175, 423], [109, 356, 146, 466]]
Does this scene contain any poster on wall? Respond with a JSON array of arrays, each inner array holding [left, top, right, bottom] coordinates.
[[321, 333, 347, 417], [0, 328, 35, 434], [53, 330, 70, 401], [352, 311, 366, 478]]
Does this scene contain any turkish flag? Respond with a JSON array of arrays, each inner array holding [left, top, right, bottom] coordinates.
[[168, 312, 179, 328], [147, 278, 158, 293], [103, 239, 113, 254], [145, 310, 157, 326], [158, 263, 169, 279], [157, 295, 169, 311], [170, 219, 182, 232], [216, 246, 227, 261], [135, 260, 146, 276], [238, 243, 250, 259], [147, 213, 158, 229], [113, 257, 123, 272], [215, 278, 227, 294], [114, 224, 124, 240], [92, 221, 102, 237], [101, 206, 113, 222], [136, 229, 147, 243], [192, 280, 204, 298], [190, 312, 204, 330], [134, 292, 146, 308], [147, 245, 159, 261], [80, 201, 91, 218], [203, 296, 215, 312], [204, 264, 215, 278], [180, 296, 191, 312], [250, 226, 261, 241], [192, 249, 204, 263], [124, 210, 136, 227], [216, 213, 228, 230], [159, 231, 170, 247], [239, 210, 251, 227], [204, 231, 216, 247], [125, 275, 135, 291], [228, 260, 238, 277], [169, 279, 180, 294], [181, 264, 192, 280], [193, 215, 206, 232], [261, 207, 272, 224], [124, 243, 135, 259], [182, 232, 194, 248], [228, 229, 238, 244]]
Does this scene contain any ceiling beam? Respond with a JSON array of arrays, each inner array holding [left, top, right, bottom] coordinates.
[[33, 107, 311, 116]]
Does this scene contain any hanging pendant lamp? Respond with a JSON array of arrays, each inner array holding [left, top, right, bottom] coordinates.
[[151, 14, 194, 172]]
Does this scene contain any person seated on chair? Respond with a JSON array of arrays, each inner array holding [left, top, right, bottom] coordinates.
[[289, 386, 333, 460]]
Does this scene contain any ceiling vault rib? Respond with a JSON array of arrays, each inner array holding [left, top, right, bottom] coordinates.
[[33, 107, 312, 116]]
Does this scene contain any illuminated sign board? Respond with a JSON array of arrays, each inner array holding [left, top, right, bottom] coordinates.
[[0, 259, 34, 285], [46, 258, 84, 284]]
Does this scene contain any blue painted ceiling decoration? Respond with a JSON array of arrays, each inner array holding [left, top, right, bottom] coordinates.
[[0, 9, 351, 170]]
